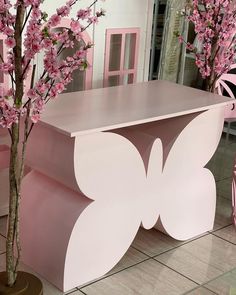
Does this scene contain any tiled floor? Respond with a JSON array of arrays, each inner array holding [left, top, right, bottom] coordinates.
[[0, 135, 236, 294]]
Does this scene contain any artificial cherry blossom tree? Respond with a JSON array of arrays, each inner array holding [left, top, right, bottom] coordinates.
[[0, 0, 104, 288], [178, 0, 236, 92]]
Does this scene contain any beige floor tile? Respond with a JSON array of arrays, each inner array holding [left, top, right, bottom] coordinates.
[[213, 196, 232, 231], [0, 235, 5, 254], [213, 225, 236, 244], [132, 227, 208, 258], [0, 216, 7, 237], [216, 178, 232, 200], [108, 247, 148, 275], [131, 227, 183, 257], [155, 234, 236, 284], [81, 259, 197, 295], [78, 247, 149, 289], [185, 287, 216, 294], [204, 268, 236, 295]]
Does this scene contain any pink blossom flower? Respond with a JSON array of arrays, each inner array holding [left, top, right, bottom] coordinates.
[[5, 37, 15, 48], [70, 20, 81, 33], [31, 113, 40, 123], [49, 14, 61, 27], [0, 0, 105, 130], [186, 43, 195, 51], [178, 0, 236, 87]]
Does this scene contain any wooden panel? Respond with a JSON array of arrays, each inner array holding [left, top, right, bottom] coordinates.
[[39, 80, 234, 137]]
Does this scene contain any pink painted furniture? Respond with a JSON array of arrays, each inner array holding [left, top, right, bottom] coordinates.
[[20, 80, 233, 292]]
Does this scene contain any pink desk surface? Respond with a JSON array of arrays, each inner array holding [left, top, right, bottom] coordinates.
[[40, 80, 234, 137]]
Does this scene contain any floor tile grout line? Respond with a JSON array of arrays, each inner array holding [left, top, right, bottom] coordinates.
[[215, 176, 233, 183], [208, 222, 233, 233], [181, 285, 218, 295], [130, 245, 152, 258], [139, 233, 210, 259], [218, 195, 232, 201], [66, 289, 81, 295], [210, 223, 233, 233], [202, 285, 219, 295], [152, 258, 200, 286], [152, 235, 230, 277], [130, 245, 151, 258], [198, 266, 236, 287], [211, 232, 236, 246], [181, 265, 236, 294], [78, 257, 151, 290], [77, 289, 87, 295]]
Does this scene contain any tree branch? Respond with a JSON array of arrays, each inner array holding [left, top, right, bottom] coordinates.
[[21, 6, 33, 35]]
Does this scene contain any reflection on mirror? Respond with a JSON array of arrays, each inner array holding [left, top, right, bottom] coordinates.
[[108, 75, 120, 87], [123, 73, 134, 85], [124, 33, 136, 70], [109, 34, 122, 71]]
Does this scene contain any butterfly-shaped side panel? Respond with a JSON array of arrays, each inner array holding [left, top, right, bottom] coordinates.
[[66, 132, 150, 289], [156, 108, 224, 240]]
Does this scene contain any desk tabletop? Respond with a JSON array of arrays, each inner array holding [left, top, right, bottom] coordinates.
[[40, 80, 234, 137]]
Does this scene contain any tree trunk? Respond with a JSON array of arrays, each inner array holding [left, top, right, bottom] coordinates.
[[6, 3, 25, 287], [6, 123, 20, 287], [205, 71, 217, 93], [205, 38, 218, 93]]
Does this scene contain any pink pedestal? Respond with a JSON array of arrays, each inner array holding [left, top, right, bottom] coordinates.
[[19, 80, 233, 292]]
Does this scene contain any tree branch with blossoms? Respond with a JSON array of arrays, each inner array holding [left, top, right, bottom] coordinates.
[[176, 0, 236, 92], [0, 0, 105, 288]]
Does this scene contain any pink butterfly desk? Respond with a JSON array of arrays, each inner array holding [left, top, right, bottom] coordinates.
[[20, 80, 233, 292]]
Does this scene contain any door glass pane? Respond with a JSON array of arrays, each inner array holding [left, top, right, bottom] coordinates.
[[124, 73, 134, 85], [109, 34, 122, 71], [55, 28, 86, 93], [124, 33, 136, 70], [0, 40, 3, 83], [108, 75, 120, 87]]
